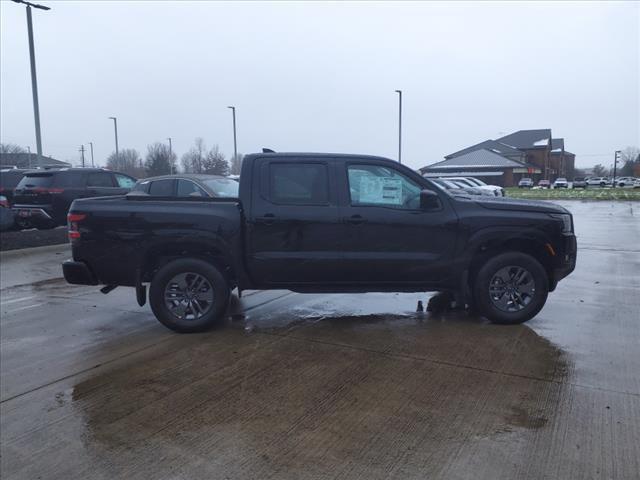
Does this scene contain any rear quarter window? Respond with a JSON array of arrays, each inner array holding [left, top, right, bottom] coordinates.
[[53, 172, 85, 188], [148, 179, 175, 196]]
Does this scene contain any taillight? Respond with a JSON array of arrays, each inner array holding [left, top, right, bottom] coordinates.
[[68, 213, 86, 241]]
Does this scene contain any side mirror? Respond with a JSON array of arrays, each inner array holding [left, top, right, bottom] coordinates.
[[420, 189, 440, 210]]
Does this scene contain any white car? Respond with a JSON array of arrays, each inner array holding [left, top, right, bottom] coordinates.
[[586, 177, 611, 187], [614, 177, 635, 187], [443, 177, 504, 197], [553, 178, 568, 188], [634, 178, 640, 189]]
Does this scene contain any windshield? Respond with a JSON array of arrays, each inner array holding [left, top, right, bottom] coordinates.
[[203, 178, 239, 197]]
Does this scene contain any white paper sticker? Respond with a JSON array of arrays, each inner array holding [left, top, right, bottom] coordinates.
[[359, 177, 403, 205]]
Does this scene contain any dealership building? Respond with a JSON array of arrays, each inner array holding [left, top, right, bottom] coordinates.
[[420, 129, 575, 187]]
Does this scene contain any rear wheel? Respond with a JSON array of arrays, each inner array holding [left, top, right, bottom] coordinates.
[[473, 252, 548, 325], [149, 258, 230, 333]]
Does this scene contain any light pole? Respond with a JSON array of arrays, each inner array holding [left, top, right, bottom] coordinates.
[[613, 150, 621, 188], [167, 137, 173, 174], [395, 90, 402, 164], [12, 0, 50, 168], [108, 117, 119, 168], [88, 141, 94, 167], [227, 106, 237, 163]]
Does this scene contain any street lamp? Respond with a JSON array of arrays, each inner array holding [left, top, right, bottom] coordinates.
[[167, 137, 173, 174], [11, 0, 50, 168], [227, 106, 238, 164], [395, 90, 402, 164], [88, 141, 94, 167], [613, 150, 622, 188], [108, 117, 119, 167]]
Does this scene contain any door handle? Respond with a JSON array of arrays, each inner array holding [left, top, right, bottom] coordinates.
[[345, 214, 367, 225], [256, 213, 276, 225]]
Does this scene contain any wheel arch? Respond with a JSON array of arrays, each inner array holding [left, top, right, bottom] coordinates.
[[466, 234, 556, 293], [140, 239, 236, 286]]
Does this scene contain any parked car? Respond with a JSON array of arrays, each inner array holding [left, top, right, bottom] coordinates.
[[572, 177, 587, 188], [0, 195, 16, 232], [518, 178, 533, 188], [553, 178, 568, 189], [586, 177, 610, 187], [0, 168, 29, 205], [538, 179, 551, 188], [12, 168, 136, 229], [443, 177, 504, 197], [614, 177, 635, 187], [129, 174, 239, 198], [64, 152, 577, 332], [431, 178, 493, 197], [634, 178, 640, 189]]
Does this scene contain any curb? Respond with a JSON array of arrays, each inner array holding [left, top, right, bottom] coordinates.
[[0, 243, 70, 260]]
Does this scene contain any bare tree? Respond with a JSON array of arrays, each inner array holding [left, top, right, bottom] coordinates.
[[0, 143, 27, 154], [230, 153, 243, 175], [107, 148, 144, 178], [203, 145, 230, 176], [181, 138, 206, 173], [144, 142, 176, 177], [592, 164, 609, 177], [619, 146, 640, 177]]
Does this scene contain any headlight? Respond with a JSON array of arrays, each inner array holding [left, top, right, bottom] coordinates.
[[550, 213, 573, 233]]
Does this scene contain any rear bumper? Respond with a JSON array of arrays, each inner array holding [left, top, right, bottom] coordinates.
[[11, 206, 53, 222], [63, 260, 98, 285]]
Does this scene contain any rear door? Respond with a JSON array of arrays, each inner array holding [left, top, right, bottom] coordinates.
[[245, 157, 343, 285], [86, 172, 119, 197]]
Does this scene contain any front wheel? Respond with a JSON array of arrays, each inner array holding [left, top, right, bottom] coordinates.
[[473, 252, 549, 325], [149, 258, 230, 333]]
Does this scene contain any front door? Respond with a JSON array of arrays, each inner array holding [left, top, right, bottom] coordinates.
[[337, 162, 458, 285], [246, 158, 343, 285]]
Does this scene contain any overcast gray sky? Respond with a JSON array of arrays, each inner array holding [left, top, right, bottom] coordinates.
[[1, 1, 638, 169]]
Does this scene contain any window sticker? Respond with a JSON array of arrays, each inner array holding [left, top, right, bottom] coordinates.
[[359, 177, 402, 205]]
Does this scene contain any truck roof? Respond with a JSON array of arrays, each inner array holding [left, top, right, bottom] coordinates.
[[244, 152, 394, 162]]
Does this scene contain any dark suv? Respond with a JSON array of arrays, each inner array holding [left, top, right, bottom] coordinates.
[[0, 169, 29, 205], [12, 168, 136, 228]]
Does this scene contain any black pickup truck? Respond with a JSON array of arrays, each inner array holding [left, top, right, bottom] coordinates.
[[63, 153, 576, 332]]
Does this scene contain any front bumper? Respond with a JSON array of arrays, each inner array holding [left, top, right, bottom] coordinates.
[[63, 260, 98, 285], [553, 234, 577, 283]]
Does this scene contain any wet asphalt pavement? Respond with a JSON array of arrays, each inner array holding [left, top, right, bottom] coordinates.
[[1, 201, 639, 479]]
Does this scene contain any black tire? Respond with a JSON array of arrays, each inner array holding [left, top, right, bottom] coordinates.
[[473, 252, 549, 325], [149, 258, 230, 333]]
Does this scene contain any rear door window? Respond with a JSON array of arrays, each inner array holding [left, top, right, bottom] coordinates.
[[87, 172, 115, 187], [269, 163, 329, 205], [148, 179, 175, 196]]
